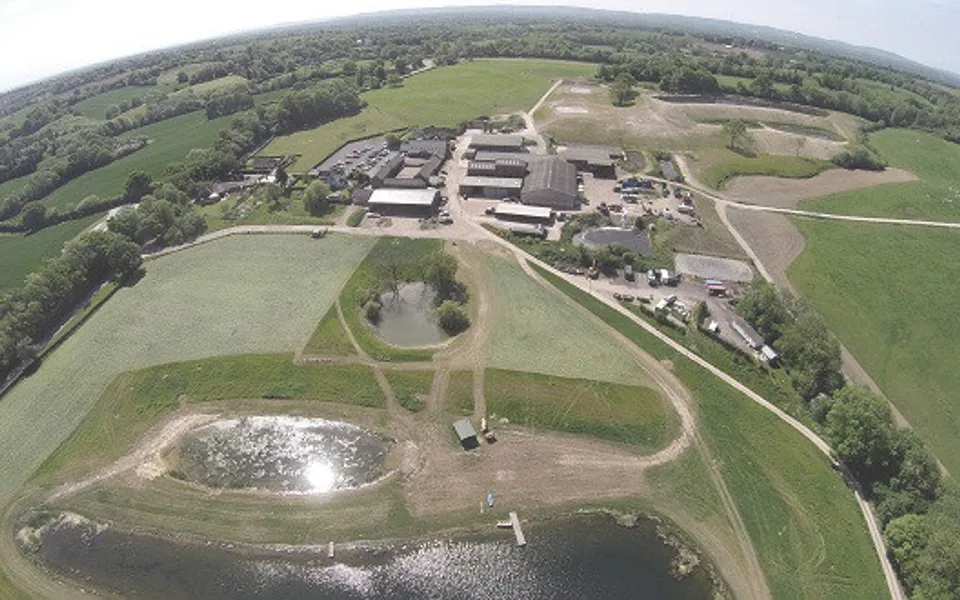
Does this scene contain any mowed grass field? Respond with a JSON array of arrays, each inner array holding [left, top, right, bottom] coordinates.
[[534, 264, 887, 599], [699, 150, 832, 189], [485, 368, 673, 450], [0, 234, 374, 509], [0, 214, 100, 293], [72, 86, 156, 120], [263, 59, 596, 171], [480, 252, 650, 386], [803, 128, 960, 221], [35, 110, 235, 213], [789, 219, 960, 472]]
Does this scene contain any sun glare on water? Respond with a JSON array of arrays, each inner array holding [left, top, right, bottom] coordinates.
[[304, 462, 337, 493]]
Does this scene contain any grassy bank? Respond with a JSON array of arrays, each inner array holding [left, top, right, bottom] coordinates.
[[789, 218, 960, 473], [532, 263, 887, 599], [803, 129, 960, 221], [263, 59, 596, 172], [701, 152, 831, 189], [336, 237, 441, 362], [485, 369, 672, 450], [383, 369, 434, 412], [303, 304, 355, 355]]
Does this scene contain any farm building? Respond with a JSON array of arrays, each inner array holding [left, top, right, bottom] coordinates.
[[760, 345, 780, 365], [380, 178, 428, 189], [400, 139, 449, 160], [474, 151, 531, 164], [731, 318, 764, 350], [467, 161, 499, 176], [453, 418, 479, 449], [366, 188, 440, 217], [469, 134, 524, 152], [251, 156, 281, 173], [561, 145, 620, 178], [493, 203, 553, 223], [459, 176, 524, 199], [468, 158, 527, 178], [372, 155, 405, 187], [522, 157, 579, 210]]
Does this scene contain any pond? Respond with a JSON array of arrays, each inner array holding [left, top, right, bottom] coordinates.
[[370, 281, 450, 347], [173, 416, 393, 493], [26, 513, 719, 599]]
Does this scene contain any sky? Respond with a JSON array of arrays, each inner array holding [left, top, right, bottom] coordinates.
[[1, 0, 959, 93]]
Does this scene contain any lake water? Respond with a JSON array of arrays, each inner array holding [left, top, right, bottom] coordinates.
[[174, 416, 393, 493], [372, 282, 449, 347], [30, 513, 717, 599]]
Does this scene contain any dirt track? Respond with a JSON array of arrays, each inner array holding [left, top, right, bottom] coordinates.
[[722, 168, 918, 208], [725, 208, 806, 290]]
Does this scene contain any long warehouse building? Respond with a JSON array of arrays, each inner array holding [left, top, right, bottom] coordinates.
[[521, 157, 579, 210]]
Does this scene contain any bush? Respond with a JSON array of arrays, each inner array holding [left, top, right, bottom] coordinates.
[[364, 300, 381, 324], [831, 147, 886, 171], [347, 208, 364, 227], [438, 300, 470, 334]]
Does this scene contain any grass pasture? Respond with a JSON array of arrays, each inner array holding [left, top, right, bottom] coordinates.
[[37, 110, 235, 213], [383, 369, 434, 412], [0, 234, 373, 509], [532, 263, 887, 599], [480, 253, 652, 386], [263, 59, 596, 171], [444, 371, 475, 416], [0, 214, 100, 293], [789, 219, 960, 473], [699, 150, 832, 189], [654, 197, 749, 260], [337, 237, 442, 362], [303, 304, 355, 356], [72, 86, 156, 120], [803, 128, 960, 221], [485, 369, 672, 450], [172, 75, 249, 98]]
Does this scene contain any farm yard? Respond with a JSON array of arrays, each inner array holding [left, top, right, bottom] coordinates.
[[261, 59, 596, 172]]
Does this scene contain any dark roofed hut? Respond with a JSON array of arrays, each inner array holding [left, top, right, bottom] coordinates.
[[453, 418, 479, 449]]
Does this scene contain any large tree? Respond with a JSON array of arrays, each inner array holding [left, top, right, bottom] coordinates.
[[123, 170, 154, 202], [609, 72, 636, 107], [302, 180, 331, 216], [826, 386, 896, 481], [722, 119, 748, 150]]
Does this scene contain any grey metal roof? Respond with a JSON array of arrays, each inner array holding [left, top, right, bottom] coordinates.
[[469, 134, 524, 149], [459, 176, 524, 189], [400, 139, 448, 158], [523, 157, 578, 198], [417, 155, 443, 179], [474, 151, 531, 163], [373, 154, 404, 181], [495, 203, 553, 219], [453, 418, 477, 441], [468, 161, 498, 172], [368, 188, 439, 206]]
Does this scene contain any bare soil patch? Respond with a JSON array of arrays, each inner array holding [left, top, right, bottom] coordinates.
[[723, 168, 918, 208], [725, 207, 805, 290]]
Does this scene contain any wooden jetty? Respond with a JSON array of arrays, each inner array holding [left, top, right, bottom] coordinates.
[[509, 511, 526, 546], [327, 541, 335, 558]]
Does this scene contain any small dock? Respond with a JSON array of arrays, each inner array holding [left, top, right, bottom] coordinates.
[[327, 541, 335, 558], [509, 511, 526, 547]]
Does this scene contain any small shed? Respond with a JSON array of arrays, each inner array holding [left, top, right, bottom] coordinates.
[[453, 418, 479, 449]]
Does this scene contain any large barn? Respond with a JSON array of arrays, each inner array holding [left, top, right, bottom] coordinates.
[[522, 157, 579, 210], [468, 134, 524, 152], [366, 188, 440, 217]]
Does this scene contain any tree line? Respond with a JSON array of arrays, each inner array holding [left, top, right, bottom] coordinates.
[[736, 282, 957, 596]]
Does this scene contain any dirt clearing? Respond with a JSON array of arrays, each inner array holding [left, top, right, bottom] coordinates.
[[723, 168, 918, 208], [725, 207, 805, 290], [675, 253, 754, 282]]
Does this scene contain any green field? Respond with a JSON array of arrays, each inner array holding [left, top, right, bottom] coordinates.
[[0, 173, 30, 202], [303, 304, 355, 355], [336, 237, 442, 362], [444, 371, 475, 416], [172, 75, 248, 97], [0, 214, 100, 293], [72, 86, 156, 120], [533, 263, 887, 599], [700, 150, 832, 189], [0, 234, 373, 509], [481, 253, 652, 386], [263, 59, 596, 171], [383, 369, 434, 412], [37, 110, 235, 213], [485, 369, 672, 449], [789, 219, 960, 473], [803, 129, 960, 221]]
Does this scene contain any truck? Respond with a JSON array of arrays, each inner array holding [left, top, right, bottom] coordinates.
[[624, 264, 635, 281]]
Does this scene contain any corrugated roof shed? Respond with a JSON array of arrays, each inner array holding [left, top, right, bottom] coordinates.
[[401, 139, 448, 158], [373, 154, 404, 182], [453, 418, 478, 442], [417, 155, 443, 180], [731, 318, 764, 349], [368, 188, 439, 206], [460, 176, 524, 189], [495, 203, 553, 219], [522, 157, 578, 209], [474, 151, 531, 163], [469, 134, 524, 150]]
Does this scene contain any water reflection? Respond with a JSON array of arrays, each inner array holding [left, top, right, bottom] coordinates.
[[175, 416, 392, 493]]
